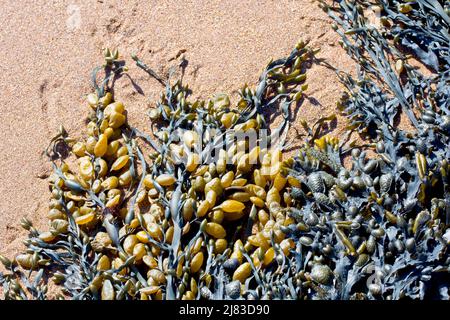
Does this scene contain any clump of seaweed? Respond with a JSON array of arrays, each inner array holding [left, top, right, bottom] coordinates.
[[0, 43, 318, 300], [1, 0, 449, 300]]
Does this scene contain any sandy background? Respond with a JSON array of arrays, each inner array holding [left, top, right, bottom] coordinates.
[[0, 0, 354, 268]]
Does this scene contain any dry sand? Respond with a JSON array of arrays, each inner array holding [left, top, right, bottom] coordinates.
[[0, 0, 354, 272]]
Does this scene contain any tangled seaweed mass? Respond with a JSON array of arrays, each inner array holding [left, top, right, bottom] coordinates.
[[1, 0, 449, 300]]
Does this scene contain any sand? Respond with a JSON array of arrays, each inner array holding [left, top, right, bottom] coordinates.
[[0, 0, 354, 275]]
